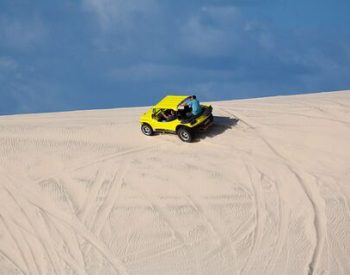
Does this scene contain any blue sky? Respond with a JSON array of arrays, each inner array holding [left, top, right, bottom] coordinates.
[[1, 0, 350, 115]]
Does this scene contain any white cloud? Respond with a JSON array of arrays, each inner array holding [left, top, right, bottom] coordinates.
[[0, 56, 17, 72], [6, 79, 66, 114], [181, 17, 236, 57], [109, 63, 235, 83], [0, 55, 62, 114], [180, 5, 277, 57], [257, 32, 274, 49], [244, 21, 275, 50], [82, 0, 158, 30], [201, 5, 240, 25], [0, 16, 47, 50], [0, 56, 21, 83], [110, 63, 175, 81], [179, 6, 243, 57]]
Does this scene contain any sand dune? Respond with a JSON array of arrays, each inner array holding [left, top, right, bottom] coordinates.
[[1, 91, 350, 275]]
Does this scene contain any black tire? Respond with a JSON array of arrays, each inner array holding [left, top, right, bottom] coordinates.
[[177, 127, 192, 142], [141, 123, 154, 136]]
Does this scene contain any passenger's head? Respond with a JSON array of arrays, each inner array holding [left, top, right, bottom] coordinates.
[[192, 95, 196, 99]]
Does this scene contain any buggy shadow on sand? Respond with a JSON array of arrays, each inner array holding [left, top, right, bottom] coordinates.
[[194, 116, 239, 142]]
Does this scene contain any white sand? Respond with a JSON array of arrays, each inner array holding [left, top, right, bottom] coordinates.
[[1, 90, 350, 275]]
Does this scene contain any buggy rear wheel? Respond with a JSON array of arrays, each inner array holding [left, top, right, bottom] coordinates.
[[177, 127, 192, 142]]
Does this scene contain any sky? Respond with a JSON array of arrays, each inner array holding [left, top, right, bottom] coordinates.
[[1, 0, 350, 115]]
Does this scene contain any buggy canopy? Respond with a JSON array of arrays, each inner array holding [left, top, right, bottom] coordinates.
[[154, 95, 190, 110]]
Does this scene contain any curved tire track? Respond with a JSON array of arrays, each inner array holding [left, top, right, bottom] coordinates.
[[221, 107, 327, 274]]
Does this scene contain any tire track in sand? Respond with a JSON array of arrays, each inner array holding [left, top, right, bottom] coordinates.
[[81, 159, 130, 258], [0, 212, 29, 274], [38, 177, 86, 272], [2, 185, 66, 275], [174, 183, 239, 275], [258, 170, 289, 275], [320, 177, 350, 274], [222, 107, 327, 275], [238, 163, 266, 275], [1, 173, 129, 275], [72, 145, 156, 172]]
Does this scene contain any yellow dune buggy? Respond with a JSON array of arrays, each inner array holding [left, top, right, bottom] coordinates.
[[139, 95, 213, 142]]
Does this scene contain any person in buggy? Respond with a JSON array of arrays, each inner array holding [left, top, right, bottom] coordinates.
[[159, 109, 177, 122], [184, 95, 202, 117]]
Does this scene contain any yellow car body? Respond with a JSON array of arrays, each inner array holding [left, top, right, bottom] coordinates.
[[139, 95, 213, 142]]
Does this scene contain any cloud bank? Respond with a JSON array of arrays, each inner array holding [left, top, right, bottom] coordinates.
[[0, 0, 349, 115]]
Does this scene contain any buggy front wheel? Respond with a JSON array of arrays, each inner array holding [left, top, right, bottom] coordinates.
[[141, 123, 154, 136]]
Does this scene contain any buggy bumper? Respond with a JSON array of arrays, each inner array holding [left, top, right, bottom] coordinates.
[[196, 114, 214, 131]]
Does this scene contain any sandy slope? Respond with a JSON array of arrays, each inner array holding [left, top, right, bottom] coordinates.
[[0, 91, 350, 275]]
